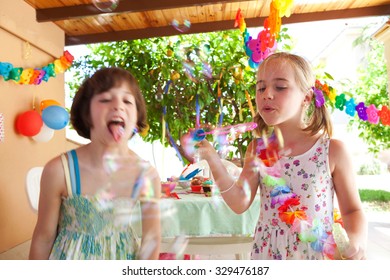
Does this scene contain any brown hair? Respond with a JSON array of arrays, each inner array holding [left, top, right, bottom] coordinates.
[[70, 67, 148, 139], [254, 52, 333, 137]]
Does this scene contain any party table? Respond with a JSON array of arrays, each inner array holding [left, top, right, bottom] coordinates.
[[132, 189, 260, 259], [159, 191, 260, 238]]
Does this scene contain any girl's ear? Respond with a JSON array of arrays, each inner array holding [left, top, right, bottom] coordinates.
[[303, 88, 314, 106]]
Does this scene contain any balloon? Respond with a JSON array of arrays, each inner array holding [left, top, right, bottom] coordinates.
[[15, 110, 43, 136], [42, 105, 69, 130], [32, 123, 54, 142], [40, 99, 61, 112]]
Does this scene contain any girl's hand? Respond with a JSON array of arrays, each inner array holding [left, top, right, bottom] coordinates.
[[180, 130, 218, 162], [196, 139, 219, 161], [342, 242, 366, 260]]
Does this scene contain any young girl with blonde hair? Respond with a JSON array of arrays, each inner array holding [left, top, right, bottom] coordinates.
[[195, 52, 367, 260]]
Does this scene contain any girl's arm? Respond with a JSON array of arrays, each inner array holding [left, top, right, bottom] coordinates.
[[29, 157, 64, 259], [329, 139, 367, 260], [139, 167, 161, 260], [198, 139, 260, 214]]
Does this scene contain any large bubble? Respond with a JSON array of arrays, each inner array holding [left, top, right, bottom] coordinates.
[[92, 0, 119, 13]]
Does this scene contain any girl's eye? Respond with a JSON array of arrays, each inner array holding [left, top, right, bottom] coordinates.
[[99, 99, 111, 103], [257, 87, 266, 93], [275, 86, 287, 91]]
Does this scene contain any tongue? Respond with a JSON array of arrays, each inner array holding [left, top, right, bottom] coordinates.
[[109, 124, 125, 142]]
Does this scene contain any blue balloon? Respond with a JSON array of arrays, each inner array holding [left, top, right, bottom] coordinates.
[[42, 105, 69, 130]]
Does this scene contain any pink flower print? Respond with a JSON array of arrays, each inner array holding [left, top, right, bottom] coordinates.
[[271, 219, 279, 226], [265, 204, 268, 211], [315, 204, 320, 212], [280, 229, 285, 235], [311, 155, 318, 162], [324, 217, 330, 224], [301, 183, 309, 191], [293, 160, 300, 166], [262, 240, 268, 247], [322, 201, 326, 207], [284, 163, 290, 169], [316, 147, 322, 153], [293, 245, 298, 251]]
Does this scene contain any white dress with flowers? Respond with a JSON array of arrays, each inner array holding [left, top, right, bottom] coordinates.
[[251, 137, 336, 260]]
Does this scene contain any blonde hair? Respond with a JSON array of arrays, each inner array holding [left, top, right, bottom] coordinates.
[[254, 52, 333, 137]]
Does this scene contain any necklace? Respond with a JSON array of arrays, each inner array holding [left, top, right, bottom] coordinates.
[[256, 130, 348, 259]]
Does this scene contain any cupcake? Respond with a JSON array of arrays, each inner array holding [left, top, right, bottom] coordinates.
[[202, 179, 214, 195], [190, 177, 203, 193]]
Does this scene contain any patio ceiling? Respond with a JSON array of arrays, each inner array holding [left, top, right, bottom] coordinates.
[[24, 0, 390, 46]]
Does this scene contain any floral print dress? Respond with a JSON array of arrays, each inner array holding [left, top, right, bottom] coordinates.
[[49, 195, 140, 260], [49, 150, 140, 260], [251, 137, 335, 260]]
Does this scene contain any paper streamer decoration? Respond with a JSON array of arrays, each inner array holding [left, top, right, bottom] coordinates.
[[0, 113, 4, 142], [234, 0, 294, 68], [315, 79, 390, 126], [0, 51, 74, 85]]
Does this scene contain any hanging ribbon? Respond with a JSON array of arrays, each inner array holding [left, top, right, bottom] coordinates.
[[162, 107, 166, 145], [162, 83, 185, 165], [164, 80, 172, 94], [217, 72, 224, 127], [195, 93, 200, 129], [218, 97, 224, 127], [245, 90, 256, 117], [165, 121, 184, 165]]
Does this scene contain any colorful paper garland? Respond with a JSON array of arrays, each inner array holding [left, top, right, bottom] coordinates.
[[234, 0, 294, 68], [0, 50, 74, 85], [315, 79, 390, 126]]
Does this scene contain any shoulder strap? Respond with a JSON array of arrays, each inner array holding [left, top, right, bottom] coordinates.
[[67, 150, 81, 195], [60, 153, 73, 198]]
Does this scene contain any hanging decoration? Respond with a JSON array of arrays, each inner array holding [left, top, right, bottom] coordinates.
[[0, 50, 74, 85], [314, 79, 390, 126], [234, 0, 294, 68], [15, 99, 69, 142], [161, 81, 185, 165], [15, 110, 43, 137]]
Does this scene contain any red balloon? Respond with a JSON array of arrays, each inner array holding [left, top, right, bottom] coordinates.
[[15, 110, 43, 136]]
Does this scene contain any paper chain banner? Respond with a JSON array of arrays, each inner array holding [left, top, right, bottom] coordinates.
[[315, 79, 390, 126], [0, 50, 74, 85], [235, 0, 294, 68]]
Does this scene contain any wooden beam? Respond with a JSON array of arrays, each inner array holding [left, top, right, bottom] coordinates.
[[36, 0, 250, 22], [66, 5, 390, 46]]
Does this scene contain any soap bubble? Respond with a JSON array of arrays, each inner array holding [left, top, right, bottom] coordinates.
[[171, 19, 191, 33], [155, 92, 163, 102], [92, 0, 119, 13]]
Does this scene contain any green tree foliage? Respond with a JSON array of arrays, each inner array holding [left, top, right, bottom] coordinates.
[[69, 30, 262, 164], [344, 28, 390, 154]]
